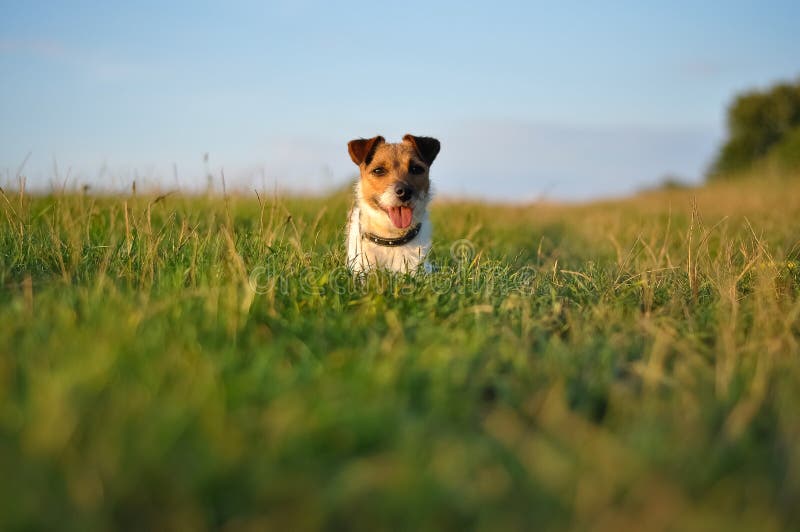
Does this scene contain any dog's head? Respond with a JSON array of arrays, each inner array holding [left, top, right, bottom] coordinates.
[[348, 134, 440, 230]]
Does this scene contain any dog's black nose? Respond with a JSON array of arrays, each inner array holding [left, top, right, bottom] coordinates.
[[394, 183, 413, 201]]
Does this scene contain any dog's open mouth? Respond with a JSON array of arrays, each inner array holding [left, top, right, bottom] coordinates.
[[384, 206, 414, 229]]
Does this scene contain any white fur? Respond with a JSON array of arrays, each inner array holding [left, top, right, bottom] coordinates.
[[346, 182, 432, 273]]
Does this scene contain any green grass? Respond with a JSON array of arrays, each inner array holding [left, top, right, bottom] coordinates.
[[1, 178, 800, 531]]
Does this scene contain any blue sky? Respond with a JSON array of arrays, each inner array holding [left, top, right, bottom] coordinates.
[[1, 1, 799, 200]]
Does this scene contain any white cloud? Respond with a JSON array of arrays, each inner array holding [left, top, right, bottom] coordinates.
[[432, 120, 721, 201]]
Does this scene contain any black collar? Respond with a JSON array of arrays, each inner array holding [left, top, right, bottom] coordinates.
[[362, 223, 422, 247]]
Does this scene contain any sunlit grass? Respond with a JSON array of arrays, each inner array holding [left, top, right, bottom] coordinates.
[[1, 177, 799, 530]]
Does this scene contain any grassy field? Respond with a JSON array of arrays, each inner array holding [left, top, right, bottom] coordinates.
[[1, 176, 800, 531]]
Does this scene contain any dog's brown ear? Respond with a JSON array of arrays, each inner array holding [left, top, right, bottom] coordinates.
[[348, 136, 385, 166], [403, 134, 440, 165]]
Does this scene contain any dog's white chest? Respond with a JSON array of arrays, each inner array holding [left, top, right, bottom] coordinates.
[[346, 206, 431, 273]]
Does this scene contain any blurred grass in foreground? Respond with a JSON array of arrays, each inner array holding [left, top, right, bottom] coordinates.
[[1, 175, 800, 531]]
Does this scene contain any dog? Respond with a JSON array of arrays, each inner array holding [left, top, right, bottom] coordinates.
[[346, 134, 440, 273]]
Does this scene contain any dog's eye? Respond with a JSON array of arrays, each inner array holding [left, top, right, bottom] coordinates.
[[371, 167, 386, 176], [409, 164, 425, 175]]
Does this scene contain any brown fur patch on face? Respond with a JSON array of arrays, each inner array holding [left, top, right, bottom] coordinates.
[[358, 141, 432, 208]]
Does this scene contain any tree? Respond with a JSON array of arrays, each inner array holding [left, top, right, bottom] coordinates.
[[709, 78, 800, 179]]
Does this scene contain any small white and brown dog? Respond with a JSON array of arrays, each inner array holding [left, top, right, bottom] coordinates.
[[346, 134, 440, 273]]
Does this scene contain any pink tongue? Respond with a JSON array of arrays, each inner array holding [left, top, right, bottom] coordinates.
[[388, 206, 413, 229]]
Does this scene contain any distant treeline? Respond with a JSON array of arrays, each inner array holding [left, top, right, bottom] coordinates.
[[709, 77, 800, 179]]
